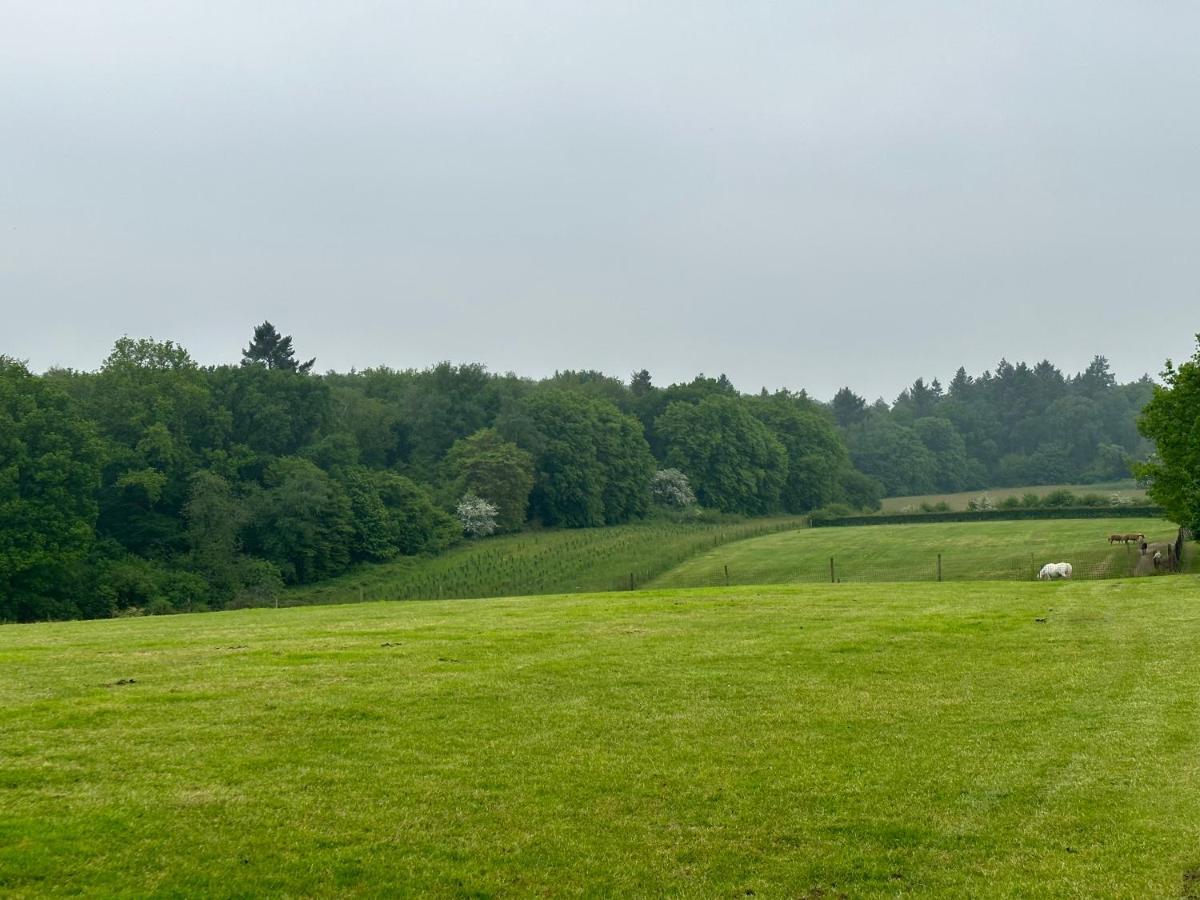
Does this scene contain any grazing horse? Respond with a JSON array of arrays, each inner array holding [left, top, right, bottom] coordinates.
[[1038, 562, 1073, 580], [1108, 534, 1123, 544]]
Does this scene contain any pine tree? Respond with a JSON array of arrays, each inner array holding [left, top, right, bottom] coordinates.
[[241, 321, 315, 373]]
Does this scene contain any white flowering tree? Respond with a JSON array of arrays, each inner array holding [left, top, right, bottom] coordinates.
[[456, 494, 498, 537], [650, 469, 697, 510]]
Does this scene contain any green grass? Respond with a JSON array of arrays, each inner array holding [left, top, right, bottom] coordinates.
[[649, 517, 1183, 587], [283, 516, 805, 607], [881, 481, 1146, 512], [4, 579, 1200, 896]]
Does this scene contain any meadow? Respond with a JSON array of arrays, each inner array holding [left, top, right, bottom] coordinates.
[[283, 516, 804, 607], [649, 516, 1180, 588], [880, 481, 1146, 512], [4, 578, 1200, 896]]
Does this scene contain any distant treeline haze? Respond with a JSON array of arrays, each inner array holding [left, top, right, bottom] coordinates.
[[0, 322, 1154, 621]]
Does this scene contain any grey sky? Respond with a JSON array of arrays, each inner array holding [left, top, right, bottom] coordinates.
[[2, 1, 1197, 401]]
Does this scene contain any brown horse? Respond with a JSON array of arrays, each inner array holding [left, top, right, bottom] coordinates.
[[1110, 532, 1145, 545]]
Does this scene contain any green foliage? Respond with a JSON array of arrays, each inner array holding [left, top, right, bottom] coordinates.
[[810, 505, 1163, 527], [372, 472, 459, 556], [342, 468, 398, 563], [208, 364, 332, 461], [439, 428, 534, 532], [747, 393, 848, 513], [513, 390, 654, 527], [657, 395, 788, 515], [848, 356, 1155, 496], [0, 359, 103, 622], [1136, 340, 1200, 530], [0, 335, 1165, 621], [845, 416, 935, 497], [95, 554, 210, 614], [247, 457, 354, 584], [1041, 489, 1078, 508], [833, 466, 884, 511]]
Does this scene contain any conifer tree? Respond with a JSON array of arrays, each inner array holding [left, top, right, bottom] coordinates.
[[241, 321, 315, 373]]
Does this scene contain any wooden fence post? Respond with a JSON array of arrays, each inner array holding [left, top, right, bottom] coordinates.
[[830, 557, 835, 583], [937, 554, 942, 582], [724, 564, 729, 586]]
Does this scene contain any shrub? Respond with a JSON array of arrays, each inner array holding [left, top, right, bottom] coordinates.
[[456, 494, 499, 538], [1042, 489, 1078, 508], [809, 503, 857, 523], [999, 496, 1022, 509], [650, 469, 697, 510]]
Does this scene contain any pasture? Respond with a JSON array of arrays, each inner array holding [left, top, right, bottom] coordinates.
[[649, 517, 1181, 587], [283, 516, 804, 607], [880, 481, 1146, 512], [4, 579, 1200, 896]]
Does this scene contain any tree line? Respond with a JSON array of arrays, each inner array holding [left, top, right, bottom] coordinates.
[[0, 323, 1157, 621], [831, 357, 1154, 497]]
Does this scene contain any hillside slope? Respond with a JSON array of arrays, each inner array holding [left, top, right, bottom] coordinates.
[[283, 516, 805, 607]]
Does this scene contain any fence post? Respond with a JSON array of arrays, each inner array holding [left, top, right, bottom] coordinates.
[[937, 554, 942, 582], [830, 557, 835, 583], [629, 572, 635, 591], [724, 564, 729, 586]]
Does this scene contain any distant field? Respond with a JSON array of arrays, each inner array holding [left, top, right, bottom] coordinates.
[[283, 516, 805, 607], [649, 516, 1181, 587], [4, 579, 1200, 896], [881, 481, 1146, 512]]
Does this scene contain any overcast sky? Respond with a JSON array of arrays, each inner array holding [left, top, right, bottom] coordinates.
[[2, 2, 1197, 401]]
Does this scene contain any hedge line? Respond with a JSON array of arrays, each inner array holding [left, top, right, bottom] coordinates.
[[812, 506, 1166, 528]]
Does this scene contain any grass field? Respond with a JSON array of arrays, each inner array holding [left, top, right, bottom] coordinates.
[[649, 517, 1181, 588], [283, 516, 805, 607], [881, 481, 1147, 512], [4, 579, 1200, 896]]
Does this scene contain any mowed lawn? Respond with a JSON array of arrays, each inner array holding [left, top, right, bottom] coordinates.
[[649, 517, 1179, 588], [4, 579, 1200, 896]]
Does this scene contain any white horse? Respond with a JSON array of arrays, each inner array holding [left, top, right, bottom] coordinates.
[[1037, 562, 1073, 580]]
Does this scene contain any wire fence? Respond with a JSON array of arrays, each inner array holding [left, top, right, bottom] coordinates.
[[628, 538, 1194, 590]]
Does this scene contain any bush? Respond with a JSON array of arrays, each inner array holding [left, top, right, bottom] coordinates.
[[809, 503, 857, 523], [650, 469, 697, 510], [1042, 489, 1078, 508], [811, 505, 1163, 527], [456, 494, 499, 538], [1021, 492, 1042, 508], [999, 496, 1022, 509]]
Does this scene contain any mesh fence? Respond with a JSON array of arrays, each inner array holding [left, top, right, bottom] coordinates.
[[645, 540, 1192, 589]]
